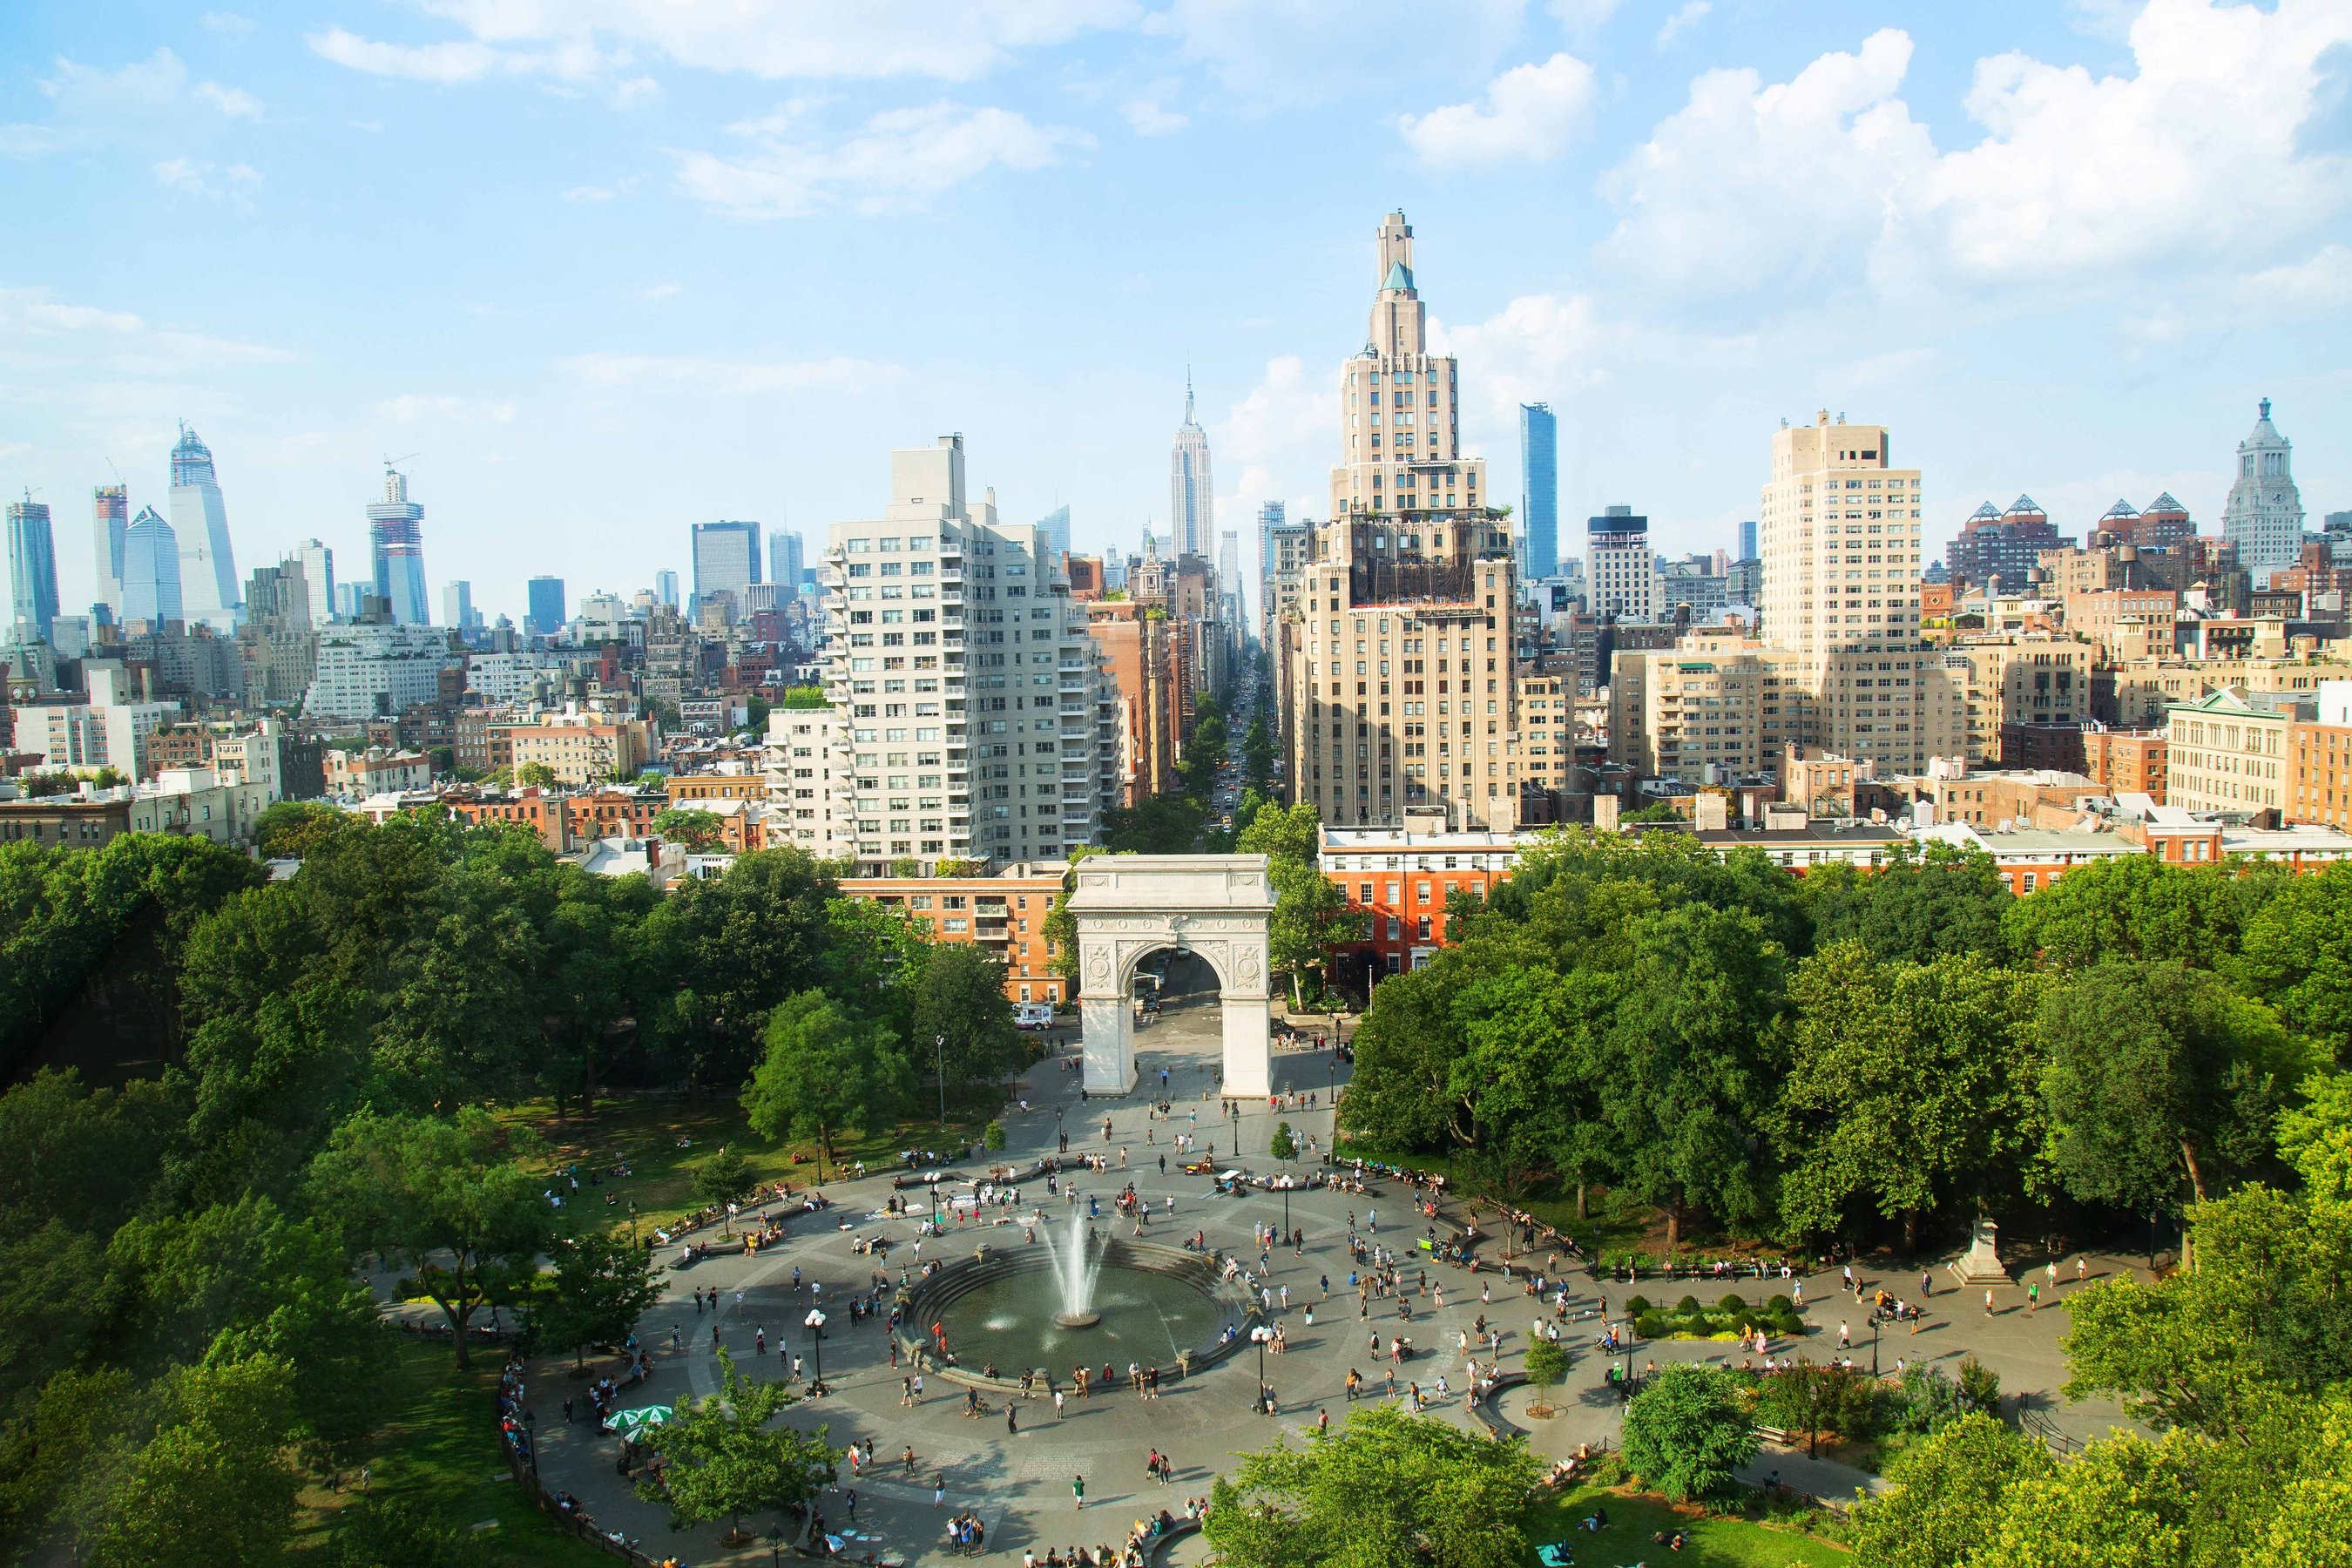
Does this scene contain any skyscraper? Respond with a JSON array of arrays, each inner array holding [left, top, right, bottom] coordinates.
[[653, 569, 679, 609], [7, 496, 59, 639], [691, 520, 761, 602], [122, 506, 184, 625], [1738, 519, 1759, 563], [442, 581, 475, 634], [1518, 403, 1558, 589], [1288, 210, 1514, 830], [1256, 500, 1285, 583], [2221, 397, 2305, 582], [92, 484, 127, 612], [527, 576, 566, 637], [168, 423, 240, 627], [1170, 376, 1213, 559], [293, 540, 335, 625], [768, 530, 804, 596], [367, 467, 430, 625], [1035, 506, 1071, 567], [1588, 506, 1660, 622], [1758, 409, 1951, 771]]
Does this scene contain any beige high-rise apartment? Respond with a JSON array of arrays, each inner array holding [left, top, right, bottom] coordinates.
[[1284, 212, 1518, 828], [1759, 411, 1953, 770]]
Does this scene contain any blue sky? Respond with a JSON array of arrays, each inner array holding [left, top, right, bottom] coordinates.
[[4, 0, 2349, 623]]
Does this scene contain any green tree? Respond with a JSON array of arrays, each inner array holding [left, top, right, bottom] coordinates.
[[1619, 1364, 1759, 1503], [1524, 1338, 1569, 1405], [2278, 1071, 2352, 1202], [322, 1495, 469, 1568], [252, 800, 354, 861], [1851, 1411, 2055, 1568], [108, 1194, 392, 1465], [306, 1107, 556, 1367], [515, 761, 558, 788], [1967, 1429, 2200, 1568], [1776, 944, 2044, 1251], [2040, 962, 2312, 1217], [2062, 1183, 2352, 1439], [742, 990, 912, 1179], [652, 808, 727, 853], [1594, 904, 1787, 1254], [2239, 863, 2352, 1052], [542, 1228, 666, 1372], [1269, 1120, 1297, 1161], [693, 1148, 755, 1235], [638, 1348, 835, 1539], [1203, 1405, 1541, 1568], [2002, 854, 2277, 971], [913, 942, 1023, 1095], [1805, 842, 2012, 962], [79, 1355, 304, 1568]]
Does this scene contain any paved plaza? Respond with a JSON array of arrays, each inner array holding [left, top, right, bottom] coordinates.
[[517, 999, 2139, 1565]]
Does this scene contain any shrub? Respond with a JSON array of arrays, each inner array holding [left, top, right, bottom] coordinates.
[[1719, 1292, 1749, 1314], [1676, 1294, 1705, 1316], [1767, 1294, 1794, 1314], [1621, 1365, 1760, 1503], [1624, 1294, 1652, 1316], [1635, 1313, 1667, 1341], [1957, 1355, 2001, 1416]]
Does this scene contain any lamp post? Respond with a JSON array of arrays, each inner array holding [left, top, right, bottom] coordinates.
[[1250, 1325, 1274, 1411], [935, 1033, 947, 1130], [1871, 1310, 1882, 1378], [770, 1523, 786, 1568], [805, 1308, 828, 1396], [1230, 1098, 1241, 1158]]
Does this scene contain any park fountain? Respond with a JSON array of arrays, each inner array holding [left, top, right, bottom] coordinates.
[[1037, 1207, 1105, 1328]]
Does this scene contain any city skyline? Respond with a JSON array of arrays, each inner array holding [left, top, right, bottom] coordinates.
[[2, 2, 2347, 621]]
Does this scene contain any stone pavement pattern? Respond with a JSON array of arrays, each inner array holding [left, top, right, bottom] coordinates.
[[517, 1001, 2138, 1565]]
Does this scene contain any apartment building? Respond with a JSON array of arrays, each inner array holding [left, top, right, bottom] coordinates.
[[1758, 411, 1946, 771], [838, 866, 1069, 1003], [1320, 819, 1531, 975], [762, 707, 835, 856], [323, 746, 431, 795], [2081, 726, 2168, 801], [2065, 589, 2179, 662], [1516, 666, 1577, 793], [1084, 600, 1179, 806], [507, 709, 653, 785], [1609, 632, 1814, 780], [2286, 681, 2352, 830], [1938, 636, 2092, 764], [2166, 687, 2301, 821], [2103, 656, 2352, 728], [819, 435, 1113, 874], [1288, 211, 1519, 828]]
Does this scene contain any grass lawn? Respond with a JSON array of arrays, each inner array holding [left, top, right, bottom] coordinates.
[[502, 1081, 1035, 1239], [288, 1337, 611, 1566], [1526, 1484, 1849, 1568]]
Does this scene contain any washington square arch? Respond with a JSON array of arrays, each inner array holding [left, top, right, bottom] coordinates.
[[1065, 855, 1277, 1098]]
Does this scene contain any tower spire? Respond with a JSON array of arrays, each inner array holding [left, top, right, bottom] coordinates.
[[1184, 366, 1194, 426]]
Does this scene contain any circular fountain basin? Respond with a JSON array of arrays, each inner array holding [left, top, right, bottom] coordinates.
[[899, 1240, 1253, 1387]]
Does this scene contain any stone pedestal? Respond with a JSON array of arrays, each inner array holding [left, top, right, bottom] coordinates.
[[1080, 996, 1133, 1096], [1220, 993, 1272, 1098], [1946, 1216, 2012, 1287]]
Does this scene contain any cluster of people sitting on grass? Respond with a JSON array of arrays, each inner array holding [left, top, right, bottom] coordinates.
[[496, 1356, 532, 1470]]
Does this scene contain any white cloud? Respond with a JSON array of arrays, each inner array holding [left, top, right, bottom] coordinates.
[[0, 125, 69, 158], [200, 12, 253, 32], [562, 183, 619, 202], [1547, 0, 1619, 35], [1598, 29, 1930, 299], [195, 82, 264, 118], [1432, 293, 1621, 423], [671, 101, 1087, 219], [1156, 0, 1525, 104], [152, 157, 263, 202], [0, 286, 289, 377], [30, 48, 267, 134], [1600, 1, 2352, 305], [306, 28, 522, 84], [1906, 0, 2352, 285], [641, 282, 683, 300], [1398, 52, 1594, 166], [1210, 355, 1339, 532], [1122, 84, 1190, 136], [609, 75, 663, 108], [314, 0, 1133, 86], [1654, 1, 1709, 49], [2241, 245, 2352, 310], [562, 351, 897, 395]]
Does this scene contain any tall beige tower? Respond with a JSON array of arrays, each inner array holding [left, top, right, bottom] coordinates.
[[1759, 411, 1953, 770], [1284, 211, 1518, 828]]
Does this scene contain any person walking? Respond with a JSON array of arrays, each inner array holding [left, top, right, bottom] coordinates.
[[1054, 1388, 1065, 1420], [1008, 1403, 1019, 1435], [1984, 1288, 1995, 1317], [1072, 1473, 1085, 1511]]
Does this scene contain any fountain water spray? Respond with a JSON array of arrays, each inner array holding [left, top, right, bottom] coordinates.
[[1039, 1206, 1105, 1328]]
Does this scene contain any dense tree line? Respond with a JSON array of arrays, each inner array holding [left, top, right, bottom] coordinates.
[[0, 809, 1027, 1562], [1343, 831, 2350, 1257]]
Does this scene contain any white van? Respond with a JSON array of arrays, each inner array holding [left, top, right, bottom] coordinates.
[[1015, 1003, 1055, 1031]]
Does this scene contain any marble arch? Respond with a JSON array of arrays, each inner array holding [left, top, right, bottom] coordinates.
[[1066, 854, 1277, 1097]]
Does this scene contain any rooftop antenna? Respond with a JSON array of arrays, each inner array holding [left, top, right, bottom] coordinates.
[[383, 451, 420, 470]]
